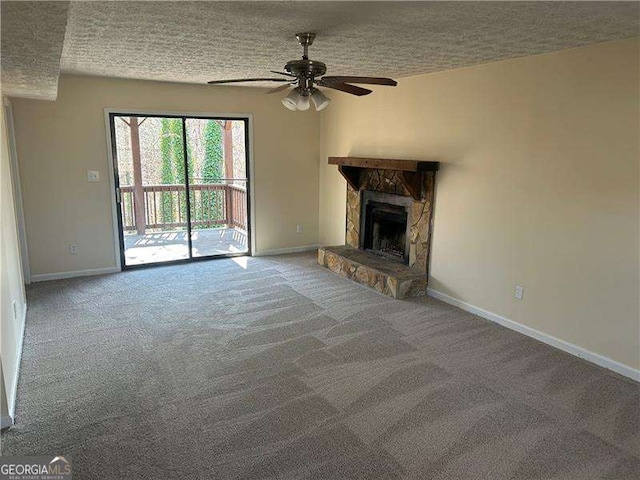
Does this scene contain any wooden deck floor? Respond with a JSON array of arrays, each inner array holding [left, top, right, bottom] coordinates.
[[123, 228, 248, 266]]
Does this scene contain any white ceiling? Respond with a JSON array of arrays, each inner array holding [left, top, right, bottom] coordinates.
[[2, 1, 639, 100]]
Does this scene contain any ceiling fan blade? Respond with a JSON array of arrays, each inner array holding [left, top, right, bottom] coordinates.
[[270, 70, 296, 77], [266, 83, 295, 94], [321, 76, 397, 86], [317, 81, 372, 96], [207, 78, 290, 85]]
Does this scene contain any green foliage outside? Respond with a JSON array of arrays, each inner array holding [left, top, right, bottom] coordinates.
[[159, 118, 195, 224], [160, 119, 175, 223], [203, 121, 223, 182], [158, 118, 225, 228], [200, 120, 224, 224]]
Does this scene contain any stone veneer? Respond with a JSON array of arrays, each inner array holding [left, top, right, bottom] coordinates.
[[319, 168, 436, 299], [318, 245, 428, 299], [346, 169, 435, 273]]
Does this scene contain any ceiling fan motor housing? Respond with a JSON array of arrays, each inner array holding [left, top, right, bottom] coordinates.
[[285, 60, 327, 78], [285, 60, 327, 95]]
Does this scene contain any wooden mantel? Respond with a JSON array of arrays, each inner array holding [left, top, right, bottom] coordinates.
[[328, 157, 439, 201]]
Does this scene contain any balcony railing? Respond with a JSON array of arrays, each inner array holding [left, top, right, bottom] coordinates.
[[120, 180, 247, 234]]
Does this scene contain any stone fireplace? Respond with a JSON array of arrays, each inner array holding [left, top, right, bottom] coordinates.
[[319, 157, 439, 299]]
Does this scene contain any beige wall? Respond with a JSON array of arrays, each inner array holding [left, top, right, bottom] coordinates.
[[11, 75, 320, 276], [1, 98, 27, 421], [319, 38, 640, 370]]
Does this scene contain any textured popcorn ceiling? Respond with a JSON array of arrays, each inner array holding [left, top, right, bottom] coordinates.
[[60, 1, 639, 85], [1, 1, 69, 100], [2, 2, 639, 100]]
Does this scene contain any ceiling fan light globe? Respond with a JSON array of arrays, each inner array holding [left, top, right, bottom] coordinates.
[[282, 89, 300, 111], [296, 94, 310, 111], [311, 89, 331, 111], [281, 98, 298, 111]]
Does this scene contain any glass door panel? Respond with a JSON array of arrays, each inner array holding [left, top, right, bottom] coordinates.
[[112, 115, 190, 266], [184, 118, 249, 258]]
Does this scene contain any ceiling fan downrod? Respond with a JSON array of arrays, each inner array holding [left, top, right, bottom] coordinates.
[[295, 32, 315, 60]]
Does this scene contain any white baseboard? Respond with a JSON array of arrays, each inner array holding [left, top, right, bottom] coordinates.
[[1, 415, 13, 429], [254, 245, 319, 257], [427, 288, 640, 382], [31, 266, 120, 282]]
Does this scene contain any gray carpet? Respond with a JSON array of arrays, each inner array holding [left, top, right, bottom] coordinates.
[[2, 253, 639, 479]]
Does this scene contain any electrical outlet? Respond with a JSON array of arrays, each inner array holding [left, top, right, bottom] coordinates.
[[70, 244, 78, 255], [515, 285, 524, 300], [12, 300, 17, 321], [296, 224, 303, 234]]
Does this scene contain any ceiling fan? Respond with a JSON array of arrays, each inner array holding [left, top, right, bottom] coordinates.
[[207, 33, 397, 111]]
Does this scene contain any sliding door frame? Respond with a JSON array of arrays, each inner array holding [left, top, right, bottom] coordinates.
[[104, 108, 255, 270]]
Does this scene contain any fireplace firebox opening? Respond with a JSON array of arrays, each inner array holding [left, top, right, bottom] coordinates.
[[359, 190, 412, 264]]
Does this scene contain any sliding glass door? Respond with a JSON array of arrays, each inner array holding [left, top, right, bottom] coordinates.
[[184, 118, 249, 259], [109, 113, 250, 268]]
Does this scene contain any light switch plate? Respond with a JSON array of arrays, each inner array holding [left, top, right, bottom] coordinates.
[[87, 170, 100, 182], [515, 285, 524, 300]]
